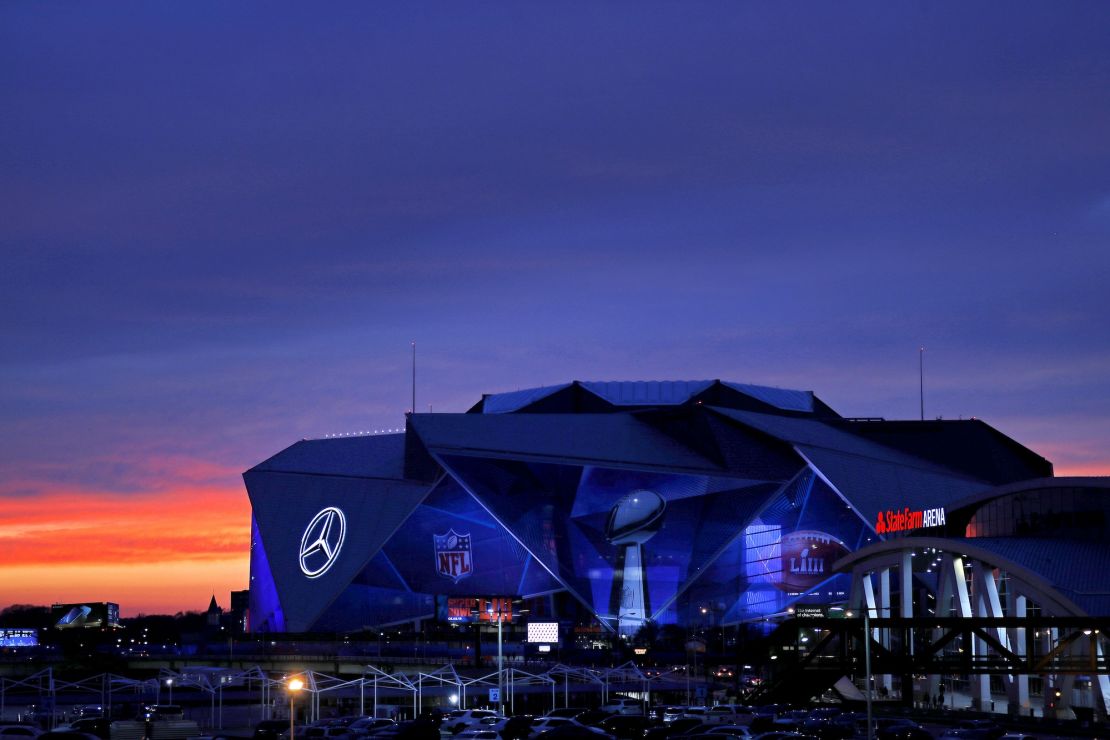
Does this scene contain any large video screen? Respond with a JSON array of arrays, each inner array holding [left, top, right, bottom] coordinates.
[[439, 456, 867, 632], [435, 596, 516, 623], [331, 456, 869, 632], [691, 468, 871, 622], [0, 629, 39, 647]]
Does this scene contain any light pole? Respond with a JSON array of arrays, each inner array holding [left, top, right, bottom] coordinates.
[[497, 613, 503, 716], [166, 679, 174, 705], [864, 610, 873, 740], [488, 605, 504, 716], [849, 610, 873, 740], [288, 678, 304, 740]]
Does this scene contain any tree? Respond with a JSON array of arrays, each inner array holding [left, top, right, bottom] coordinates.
[[0, 604, 51, 628]]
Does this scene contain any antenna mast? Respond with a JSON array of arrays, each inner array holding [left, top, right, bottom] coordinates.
[[411, 341, 416, 415]]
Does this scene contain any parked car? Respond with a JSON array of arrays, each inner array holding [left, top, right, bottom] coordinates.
[[684, 727, 751, 739], [0, 726, 42, 739], [597, 716, 655, 739], [569, 713, 612, 729], [797, 709, 848, 740], [661, 709, 686, 725], [952, 722, 1003, 740], [599, 700, 642, 717], [36, 733, 101, 740], [645, 719, 706, 740], [531, 726, 614, 740], [442, 712, 503, 736], [876, 722, 932, 740], [303, 726, 356, 740], [529, 719, 573, 738], [365, 720, 440, 740], [473, 716, 532, 740], [48, 720, 108, 740], [704, 708, 746, 726], [255, 721, 291, 740], [349, 719, 395, 737]]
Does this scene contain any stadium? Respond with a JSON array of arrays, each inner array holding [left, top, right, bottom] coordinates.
[[244, 379, 1103, 633]]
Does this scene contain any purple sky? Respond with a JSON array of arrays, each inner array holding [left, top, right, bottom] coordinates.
[[2, 3, 1109, 611]]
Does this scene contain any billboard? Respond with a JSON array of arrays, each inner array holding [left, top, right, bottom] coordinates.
[[51, 602, 120, 629], [436, 596, 516, 624], [0, 628, 39, 647], [527, 622, 559, 643]]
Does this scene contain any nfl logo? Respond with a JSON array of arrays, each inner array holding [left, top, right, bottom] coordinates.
[[433, 529, 473, 583]]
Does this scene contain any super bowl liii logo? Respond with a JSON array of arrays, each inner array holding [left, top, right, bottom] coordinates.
[[776, 530, 850, 592], [434, 529, 473, 583]]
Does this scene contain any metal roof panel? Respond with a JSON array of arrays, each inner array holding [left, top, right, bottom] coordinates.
[[580, 379, 715, 406], [249, 434, 407, 479], [721, 382, 816, 412], [481, 383, 573, 414]]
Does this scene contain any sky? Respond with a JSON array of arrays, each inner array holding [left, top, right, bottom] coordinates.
[[2, 2, 1109, 617]]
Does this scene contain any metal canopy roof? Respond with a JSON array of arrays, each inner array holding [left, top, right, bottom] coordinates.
[[249, 433, 408, 480], [477, 379, 829, 415], [579, 379, 715, 405], [409, 412, 729, 473]]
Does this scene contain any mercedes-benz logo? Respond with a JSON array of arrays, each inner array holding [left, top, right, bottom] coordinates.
[[299, 507, 346, 578]]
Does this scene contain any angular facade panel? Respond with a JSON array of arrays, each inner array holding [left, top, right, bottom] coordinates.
[[245, 469, 430, 632]]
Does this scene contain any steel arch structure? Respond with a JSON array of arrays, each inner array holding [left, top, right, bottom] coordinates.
[[832, 537, 1110, 717]]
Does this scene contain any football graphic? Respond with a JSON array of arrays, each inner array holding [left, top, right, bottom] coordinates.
[[776, 529, 851, 593], [606, 489, 666, 545]]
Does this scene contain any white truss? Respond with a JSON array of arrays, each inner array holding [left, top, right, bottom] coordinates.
[[840, 536, 1107, 719]]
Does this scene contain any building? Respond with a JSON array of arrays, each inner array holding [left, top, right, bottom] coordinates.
[[244, 379, 1070, 637], [830, 475, 1110, 716]]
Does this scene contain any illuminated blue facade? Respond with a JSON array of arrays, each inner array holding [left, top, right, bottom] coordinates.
[[245, 380, 1051, 633]]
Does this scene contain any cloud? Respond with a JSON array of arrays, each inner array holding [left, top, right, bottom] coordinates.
[[0, 483, 248, 566]]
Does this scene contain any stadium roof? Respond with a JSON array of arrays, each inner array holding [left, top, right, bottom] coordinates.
[[252, 433, 408, 480], [249, 379, 1053, 527], [470, 379, 839, 417]]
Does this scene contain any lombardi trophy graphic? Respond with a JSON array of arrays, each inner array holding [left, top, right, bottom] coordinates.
[[605, 489, 666, 636]]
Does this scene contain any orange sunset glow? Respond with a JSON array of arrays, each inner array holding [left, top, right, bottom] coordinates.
[[0, 482, 249, 616]]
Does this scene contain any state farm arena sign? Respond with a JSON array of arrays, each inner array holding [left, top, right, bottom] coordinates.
[[875, 506, 946, 535]]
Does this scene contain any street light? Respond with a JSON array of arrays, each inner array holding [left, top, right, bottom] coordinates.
[[847, 610, 873, 740], [166, 679, 174, 705], [488, 604, 504, 716], [288, 677, 304, 740]]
